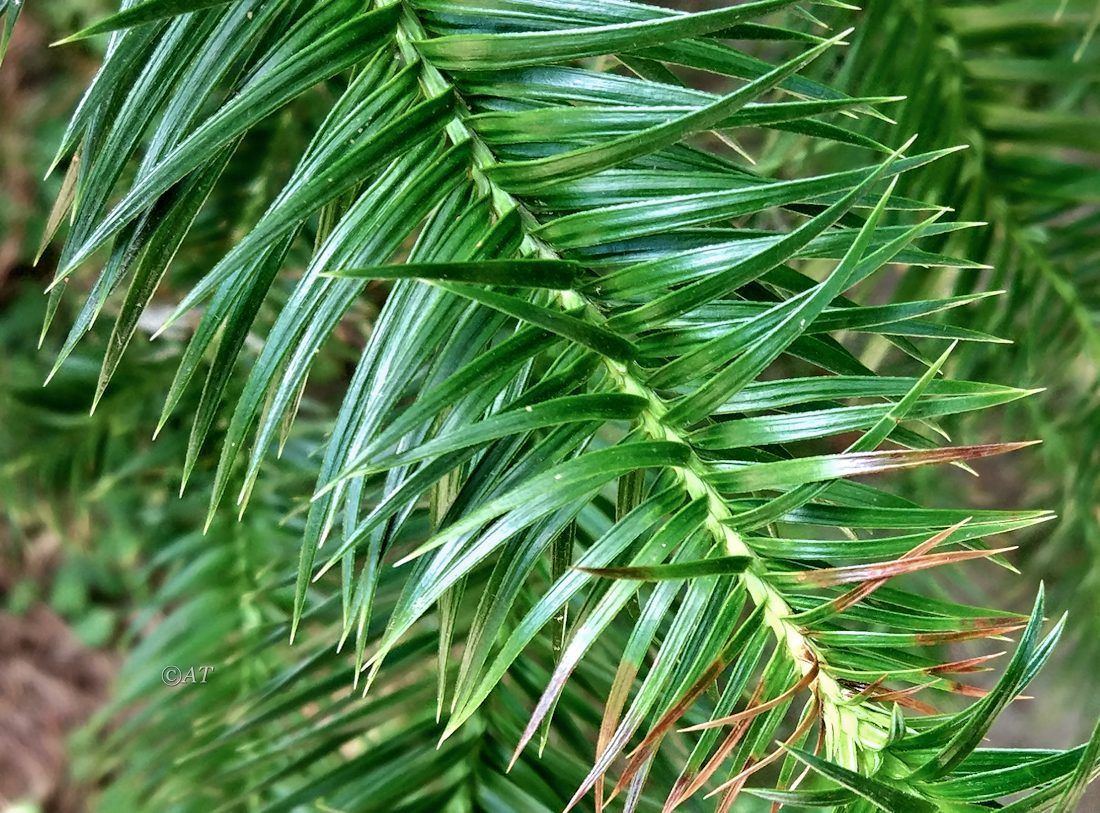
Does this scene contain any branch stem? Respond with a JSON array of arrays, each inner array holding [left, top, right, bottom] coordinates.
[[390, 3, 889, 768]]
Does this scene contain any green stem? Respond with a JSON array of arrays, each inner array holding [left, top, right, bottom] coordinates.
[[389, 1, 890, 768]]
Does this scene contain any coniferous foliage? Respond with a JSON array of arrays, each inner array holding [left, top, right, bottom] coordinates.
[[16, 0, 1100, 809], [807, 0, 1100, 639]]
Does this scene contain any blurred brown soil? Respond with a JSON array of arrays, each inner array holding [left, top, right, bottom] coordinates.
[[0, 13, 40, 289], [1, 505, 115, 813], [0, 604, 114, 812]]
